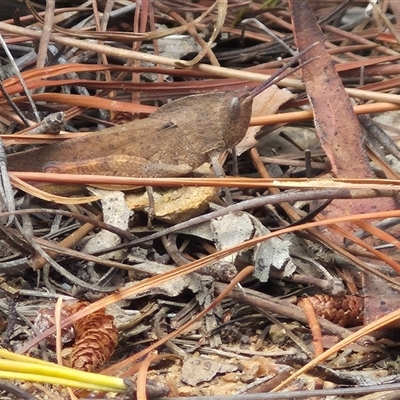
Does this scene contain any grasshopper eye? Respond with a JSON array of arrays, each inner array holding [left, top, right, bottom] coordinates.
[[229, 97, 241, 116]]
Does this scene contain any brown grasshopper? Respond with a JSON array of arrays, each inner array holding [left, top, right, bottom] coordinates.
[[7, 44, 317, 194]]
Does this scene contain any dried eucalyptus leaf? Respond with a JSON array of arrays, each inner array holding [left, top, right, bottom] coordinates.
[[82, 188, 131, 259], [181, 356, 237, 386], [211, 210, 295, 282], [236, 85, 295, 155], [249, 215, 296, 282], [211, 211, 254, 263]]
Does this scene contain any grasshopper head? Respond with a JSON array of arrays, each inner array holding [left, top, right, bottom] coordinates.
[[222, 90, 254, 149]]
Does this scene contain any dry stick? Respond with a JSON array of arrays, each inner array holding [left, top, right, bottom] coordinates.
[[259, 155, 327, 170], [0, 22, 400, 105], [146, 2, 164, 87], [8, 172, 400, 189], [159, 383, 400, 400], [299, 298, 324, 360], [250, 102, 400, 126], [0, 216, 131, 287], [0, 138, 15, 225], [136, 353, 157, 400], [261, 311, 314, 358], [29, 236, 152, 274], [175, 0, 227, 67], [93, 0, 114, 95], [54, 297, 64, 367], [36, 0, 55, 69], [132, 0, 147, 107]]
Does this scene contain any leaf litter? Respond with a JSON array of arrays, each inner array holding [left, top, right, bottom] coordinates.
[[1, 1, 400, 399]]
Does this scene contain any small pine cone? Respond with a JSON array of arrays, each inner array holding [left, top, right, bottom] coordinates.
[[68, 302, 118, 372], [306, 294, 364, 327]]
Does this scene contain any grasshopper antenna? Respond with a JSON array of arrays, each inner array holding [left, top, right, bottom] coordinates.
[[248, 41, 319, 99]]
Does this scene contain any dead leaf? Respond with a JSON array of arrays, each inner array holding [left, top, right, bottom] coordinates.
[[125, 185, 216, 223], [181, 356, 237, 386], [236, 85, 295, 155], [82, 189, 132, 260], [210, 209, 296, 282]]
